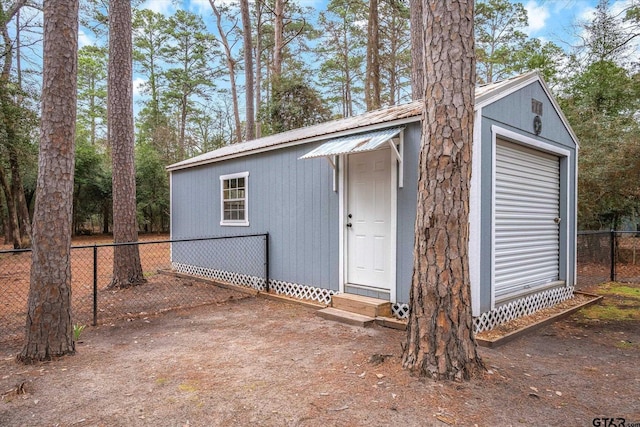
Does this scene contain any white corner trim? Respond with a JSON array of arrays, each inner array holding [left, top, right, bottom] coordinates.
[[390, 148, 398, 303], [491, 125, 571, 157], [338, 156, 345, 294], [573, 148, 579, 287], [469, 109, 482, 316], [490, 125, 573, 310], [169, 171, 173, 262], [398, 132, 404, 188]]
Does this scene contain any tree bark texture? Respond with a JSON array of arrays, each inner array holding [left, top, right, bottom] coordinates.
[[240, 0, 255, 141], [272, 0, 284, 80], [409, 0, 424, 100], [255, 0, 264, 138], [365, 0, 381, 111], [18, 0, 78, 363], [0, 166, 21, 248], [402, 0, 484, 381], [108, 0, 145, 288], [10, 149, 31, 245]]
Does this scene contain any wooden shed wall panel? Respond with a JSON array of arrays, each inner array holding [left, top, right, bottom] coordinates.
[[171, 143, 340, 291]]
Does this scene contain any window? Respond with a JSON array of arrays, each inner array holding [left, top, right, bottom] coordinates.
[[220, 172, 249, 226]]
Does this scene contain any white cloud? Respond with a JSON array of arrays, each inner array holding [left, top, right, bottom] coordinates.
[[190, 0, 238, 14], [577, 4, 597, 23], [140, 0, 176, 16], [133, 78, 147, 97], [294, 0, 323, 8], [611, 0, 635, 17], [190, 0, 211, 14], [524, 0, 550, 35], [78, 30, 95, 48]]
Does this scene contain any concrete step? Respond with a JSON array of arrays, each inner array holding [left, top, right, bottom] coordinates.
[[317, 307, 375, 327], [331, 293, 392, 318]]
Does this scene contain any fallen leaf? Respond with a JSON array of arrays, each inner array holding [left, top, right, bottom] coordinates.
[[436, 414, 455, 425]]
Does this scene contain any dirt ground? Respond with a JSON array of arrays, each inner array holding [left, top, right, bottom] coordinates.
[[1, 281, 639, 427]]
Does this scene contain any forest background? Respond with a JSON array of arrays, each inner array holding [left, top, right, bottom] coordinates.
[[0, 0, 638, 249]]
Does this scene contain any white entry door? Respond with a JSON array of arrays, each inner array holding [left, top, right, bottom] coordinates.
[[346, 149, 392, 290]]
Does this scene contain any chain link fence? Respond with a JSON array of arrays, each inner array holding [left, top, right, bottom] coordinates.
[[577, 230, 640, 288], [1, 234, 268, 348], [3, 230, 637, 347]]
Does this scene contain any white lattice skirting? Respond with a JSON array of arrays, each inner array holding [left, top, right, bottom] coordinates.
[[172, 263, 336, 304], [473, 286, 575, 333], [269, 280, 337, 305], [172, 262, 267, 291], [392, 286, 575, 332], [172, 263, 573, 333], [392, 303, 410, 319]]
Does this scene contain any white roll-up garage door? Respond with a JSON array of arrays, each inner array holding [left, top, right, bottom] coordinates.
[[494, 139, 561, 303]]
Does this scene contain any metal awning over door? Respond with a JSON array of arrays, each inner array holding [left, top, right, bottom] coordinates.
[[494, 139, 561, 303], [300, 127, 404, 189], [299, 127, 403, 159]]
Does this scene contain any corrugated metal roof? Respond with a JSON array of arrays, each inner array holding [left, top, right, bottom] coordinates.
[[299, 127, 403, 159], [167, 71, 542, 171]]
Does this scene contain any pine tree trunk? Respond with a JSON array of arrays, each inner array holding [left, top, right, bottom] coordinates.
[[241, 0, 255, 141], [9, 149, 31, 246], [272, 0, 284, 80], [102, 199, 110, 234], [402, 0, 484, 381], [108, 0, 145, 288], [255, 0, 263, 138], [18, 0, 78, 363], [0, 167, 21, 249], [210, 1, 242, 144], [409, 0, 424, 100], [365, 0, 381, 111]]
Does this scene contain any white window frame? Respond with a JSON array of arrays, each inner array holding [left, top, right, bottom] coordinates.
[[219, 171, 249, 226]]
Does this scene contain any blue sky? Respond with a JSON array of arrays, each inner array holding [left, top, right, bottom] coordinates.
[[121, 0, 607, 47], [74, 1, 630, 65], [72, 0, 637, 106]]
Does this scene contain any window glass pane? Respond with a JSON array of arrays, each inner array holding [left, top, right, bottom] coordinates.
[[221, 174, 247, 223]]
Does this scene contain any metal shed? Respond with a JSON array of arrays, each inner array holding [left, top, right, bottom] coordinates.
[[167, 71, 578, 331]]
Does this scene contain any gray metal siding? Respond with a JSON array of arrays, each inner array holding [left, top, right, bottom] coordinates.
[[171, 143, 340, 291], [396, 123, 421, 303], [482, 81, 575, 150], [478, 82, 577, 312], [170, 79, 577, 314]]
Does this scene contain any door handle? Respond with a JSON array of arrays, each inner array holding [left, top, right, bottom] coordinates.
[[346, 223, 352, 228]]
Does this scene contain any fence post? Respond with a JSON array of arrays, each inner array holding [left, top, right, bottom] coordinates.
[[610, 230, 616, 282], [93, 245, 98, 326], [264, 233, 270, 292]]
